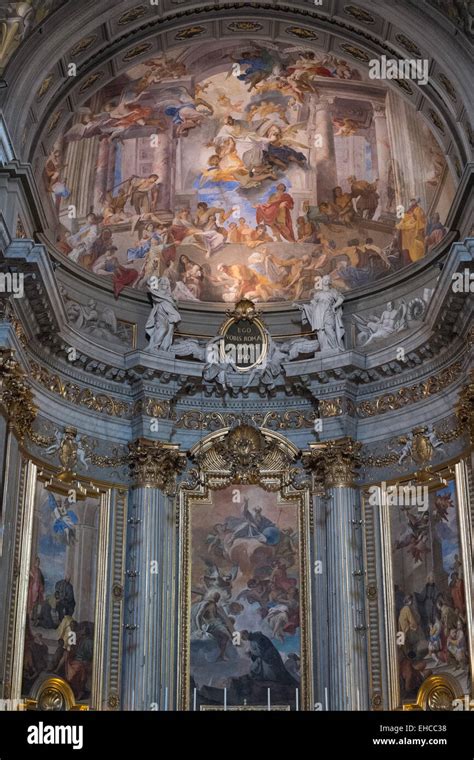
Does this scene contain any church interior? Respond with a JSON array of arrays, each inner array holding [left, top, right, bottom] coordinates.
[[0, 0, 472, 720]]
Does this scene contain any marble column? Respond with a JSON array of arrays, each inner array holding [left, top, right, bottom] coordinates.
[[0, 348, 37, 697], [93, 138, 111, 212], [312, 96, 337, 204], [372, 104, 393, 218], [152, 126, 174, 214], [65, 132, 100, 218], [304, 438, 369, 710], [121, 439, 186, 711]]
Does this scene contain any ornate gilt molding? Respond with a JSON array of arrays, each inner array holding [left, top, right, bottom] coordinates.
[[402, 674, 464, 712], [26, 354, 466, 422], [174, 409, 319, 431], [303, 437, 362, 488], [178, 424, 312, 711], [0, 348, 37, 441], [189, 424, 301, 489], [29, 361, 172, 420], [128, 439, 186, 492], [357, 361, 463, 418], [456, 374, 474, 445]]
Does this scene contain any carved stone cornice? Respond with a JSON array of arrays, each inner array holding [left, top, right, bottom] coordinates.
[[456, 374, 474, 445], [128, 439, 187, 493], [302, 437, 362, 488], [0, 348, 37, 441]]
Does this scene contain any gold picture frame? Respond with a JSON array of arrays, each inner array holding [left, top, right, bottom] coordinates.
[[3, 456, 127, 711], [363, 458, 473, 710], [177, 425, 313, 711]]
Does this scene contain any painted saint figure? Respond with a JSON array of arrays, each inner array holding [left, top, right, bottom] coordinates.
[[255, 183, 295, 242], [396, 198, 427, 262]]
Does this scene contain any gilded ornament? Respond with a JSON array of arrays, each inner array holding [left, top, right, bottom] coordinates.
[[70, 36, 97, 58], [0, 349, 37, 441], [343, 5, 375, 24], [303, 438, 362, 488], [79, 72, 104, 93], [123, 43, 153, 62], [37, 74, 54, 100], [395, 33, 421, 57], [175, 26, 205, 40], [128, 439, 186, 492], [227, 22, 263, 32], [47, 110, 62, 135], [456, 377, 474, 444], [286, 27, 318, 40], [118, 6, 147, 25]]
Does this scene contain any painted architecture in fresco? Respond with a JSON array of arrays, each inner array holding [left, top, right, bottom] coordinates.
[[47, 41, 454, 303], [22, 484, 99, 704], [0, 1, 65, 73], [391, 480, 470, 702], [189, 486, 303, 707]]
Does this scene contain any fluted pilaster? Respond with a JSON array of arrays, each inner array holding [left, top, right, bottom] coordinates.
[[304, 438, 368, 710], [122, 440, 186, 710]]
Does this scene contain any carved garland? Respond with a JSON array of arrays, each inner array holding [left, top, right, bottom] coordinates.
[[0, 349, 37, 441]]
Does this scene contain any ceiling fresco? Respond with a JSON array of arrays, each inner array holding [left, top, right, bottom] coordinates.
[[44, 38, 455, 304]]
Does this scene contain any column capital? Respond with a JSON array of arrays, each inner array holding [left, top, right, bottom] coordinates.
[[314, 95, 335, 112], [128, 438, 187, 492], [302, 437, 361, 488], [0, 348, 37, 441]]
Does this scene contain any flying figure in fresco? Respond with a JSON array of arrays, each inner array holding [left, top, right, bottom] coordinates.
[[47, 493, 78, 546], [226, 44, 283, 91], [160, 87, 214, 137], [202, 560, 239, 601]]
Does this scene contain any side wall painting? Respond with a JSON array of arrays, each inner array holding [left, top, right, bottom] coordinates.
[[22, 483, 99, 706], [182, 484, 311, 709], [390, 479, 471, 703]]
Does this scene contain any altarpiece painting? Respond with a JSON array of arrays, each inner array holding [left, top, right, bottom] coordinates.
[[178, 431, 313, 711]]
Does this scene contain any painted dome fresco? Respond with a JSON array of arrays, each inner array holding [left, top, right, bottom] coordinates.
[[45, 39, 455, 305]]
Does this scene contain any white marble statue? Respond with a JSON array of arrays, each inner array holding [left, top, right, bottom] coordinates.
[[294, 275, 345, 352], [242, 337, 288, 391], [145, 277, 181, 352]]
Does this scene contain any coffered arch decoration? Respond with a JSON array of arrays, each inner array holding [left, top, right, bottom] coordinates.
[[177, 424, 314, 711]]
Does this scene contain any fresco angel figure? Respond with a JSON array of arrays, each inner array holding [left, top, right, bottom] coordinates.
[[47, 493, 78, 546], [161, 87, 214, 137], [226, 44, 283, 91], [202, 560, 238, 601]]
